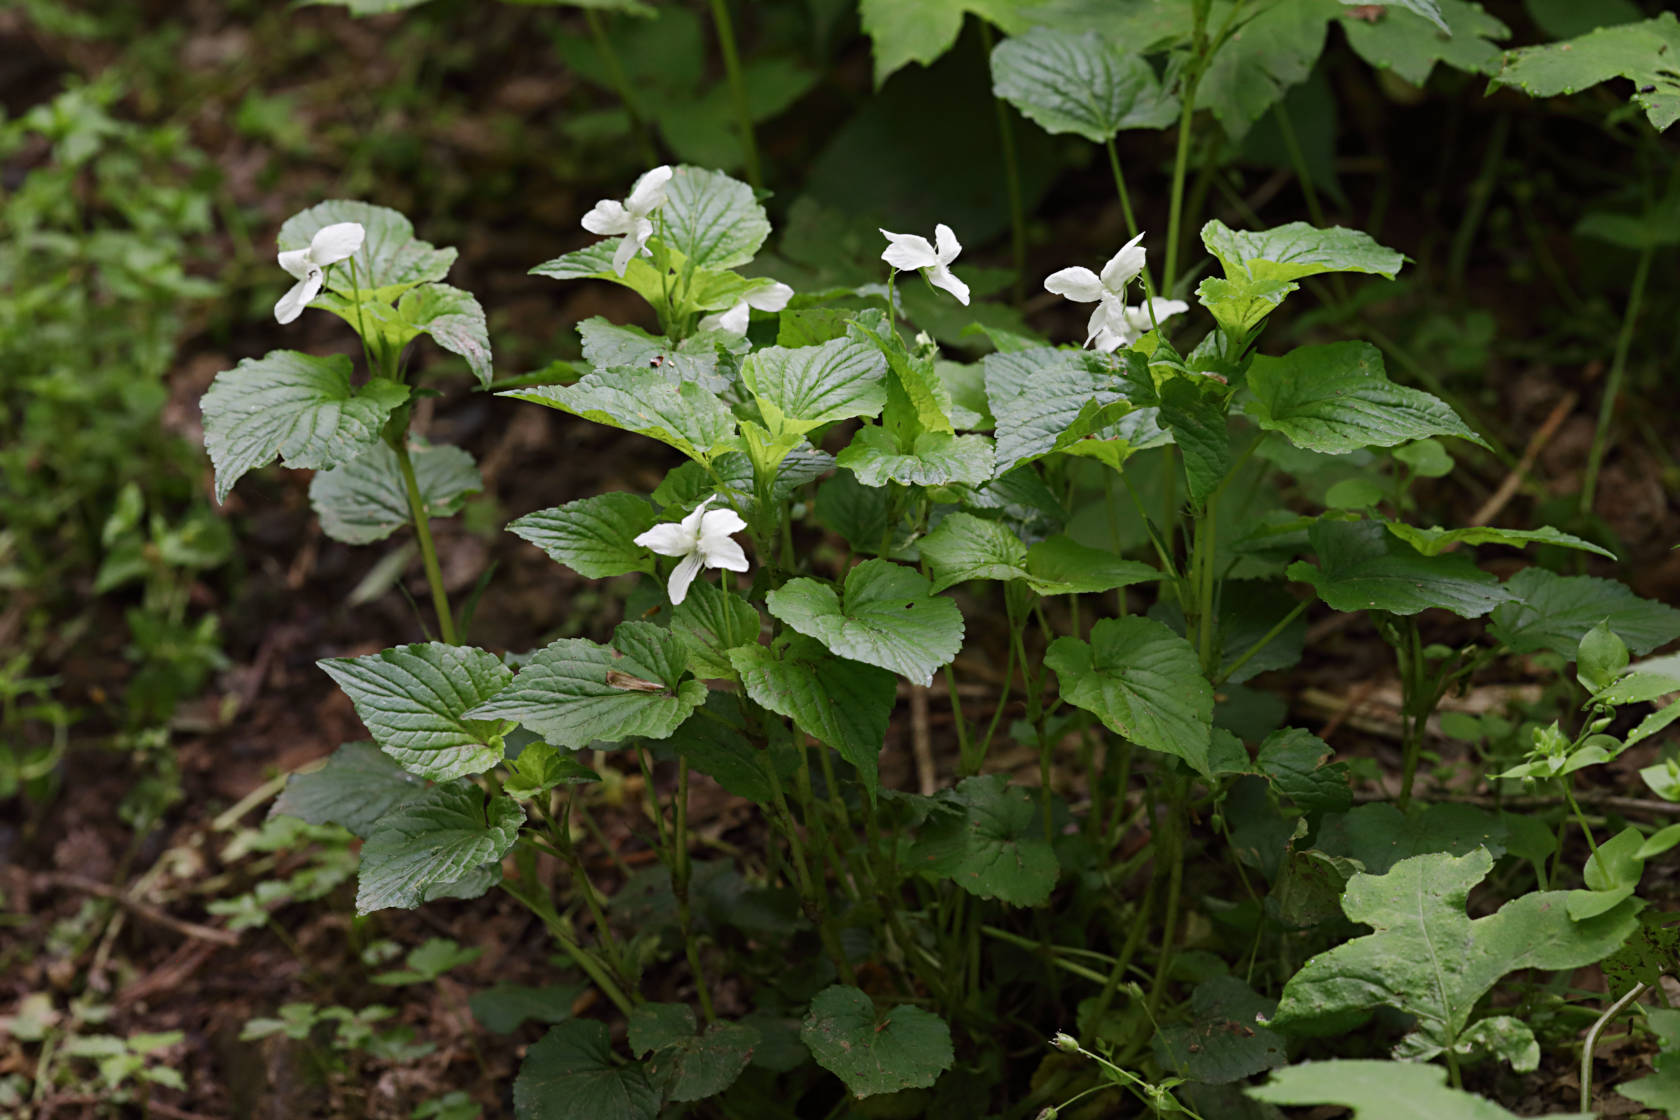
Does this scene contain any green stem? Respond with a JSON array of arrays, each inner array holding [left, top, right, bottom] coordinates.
[[393, 439, 457, 644], [1081, 870, 1156, 1045], [766, 756, 855, 984], [1563, 781, 1604, 865], [981, 20, 1028, 305], [1104, 138, 1154, 296], [708, 0, 761, 191], [1217, 599, 1307, 686], [1446, 112, 1511, 296], [1582, 983, 1648, 1113], [1272, 100, 1324, 228], [942, 662, 975, 775], [1141, 793, 1184, 1027], [500, 881, 635, 1017], [1581, 240, 1653, 516], [585, 9, 657, 165], [671, 757, 717, 1021]]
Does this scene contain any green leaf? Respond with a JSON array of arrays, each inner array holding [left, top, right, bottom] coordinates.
[[356, 782, 523, 913], [507, 493, 659, 579], [767, 560, 965, 687], [1341, 1, 1509, 84], [1045, 617, 1214, 775], [1154, 975, 1286, 1084], [665, 693, 776, 804], [1288, 520, 1511, 617], [270, 741, 427, 838], [1489, 568, 1680, 657], [318, 644, 515, 781], [394, 283, 493, 386], [672, 581, 761, 680], [1318, 802, 1508, 874], [1244, 342, 1485, 454], [910, 774, 1058, 905], [1620, 1008, 1680, 1112], [800, 985, 954, 1098], [836, 427, 994, 487], [1257, 728, 1351, 814], [505, 367, 737, 465], [504, 743, 601, 800], [1198, 0, 1340, 141], [1202, 219, 1406, 284], [1343, 0, 1449, 33], [1249, 1059, 1589, 1118], [530, 241, 668, 306], [1270, 849, 1640, 1062], [373, 937, 483, 985], [919, 512, 1156, 595], [982, 347, 1138, 475], [202, 351, 409, 501], [1383, 522, 1613, 559], [577, 317, 734, 393], [309, 440, 481, 546], [513, 1020, 659, 1120], [989, 27, 1177, 142], [469, 983, 584, 1035], [858, 0, 1020, 85], [729, 638, 897, 799], [1196, 273, 1301, 338], [1567, 825, 1646, 920], [847, 321, 953, 440], [1577, 620, 1631, 693], [468, 623, 707, 749], [1158, 377, 1231, 509], [627, 1003, 758, 1102], [661, 166, 770, 270], [742, 337, 888, 453], [1490, 12, 1680, 132], [278, 199, 457, 294]]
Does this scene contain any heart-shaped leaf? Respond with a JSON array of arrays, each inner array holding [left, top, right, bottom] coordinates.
[[309, 440, 481, 546], [911, 774, 1059, 906], [356, 782, 522, 913], [508, 493, 659, 579], [800, 985, 953, 1098], [767, 560, 964, 686]]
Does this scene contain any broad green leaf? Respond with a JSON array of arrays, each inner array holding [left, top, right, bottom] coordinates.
[[989, 27, 1177, 142], [279, 199, 456, 294], [202, 352, 409, 501], [309, 440, 481, 546], [982, 347, 1135, 475], [505, 367, 737, 465], [858, 0, 1023, 85], [671, 581, 761, 679], [1155, 975, 1286, 1084], [530, 241, 668, 306], [1287, 520, 1511, 617], [1201, 219, 1406, 284], [1567, 825, 1646, 920], [836, 427, 994, 487], [910, 774, 1058, 905], [1244, 342, 1485, 453], [1318, 803, 1509, 875], [1620, 1007, 1680, 1112], [513, 1020, 659, 1120], [397, 284, 493, 386], [1158, 377, 1231, 509], [742, 337, 888, 447], [1270, 849, 1640, 1062], [469, 983, 584, 1035], [1341, 1, 1509, 84], [1045, 617, 1214, 775], [729, 637, 897, 798], [1249, 1059, 1589, 1118], [1490, 12, 1680, 132], [356, 782, 522, 913], [318, 644, 515, 781], [1198, 0, 1340, 141], [627, 1003, 758, 1102], [373, 937, 483, 984], [847, 319, 953, 439], [577, 317, 733, 393], [767, 560, 965, 687], [1384, 521, 1613, 559], [504, 742, 601, 800], [1577, 621, 1630, 693], [661, 166, 770, 270], [1257, 728, 1351, 814], [919, 512, 1156, 595], [468, 623, 706, 749], [1196, 273, 1301, 338], [800, 985, 954, 1097], [1342, 0, 1448, 33], [1489, 568, 1680, 657], [507, 493, 658, 579], [270, 741, 426, 838], [665, 692, 776, 804]]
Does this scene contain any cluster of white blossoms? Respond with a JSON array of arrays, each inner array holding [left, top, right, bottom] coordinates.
[[878, 223, 970, 305], [1044, 231, 1185, 352], [581, 165, 675, 277], [274, 221, 366, 325], [634, 497, 750, 605]]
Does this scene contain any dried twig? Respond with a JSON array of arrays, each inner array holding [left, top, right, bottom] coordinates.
[[34, 872, 239, 946]]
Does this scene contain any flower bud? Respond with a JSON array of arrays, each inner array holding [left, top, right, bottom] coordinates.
[[1051, 1031, 1079, 1054]]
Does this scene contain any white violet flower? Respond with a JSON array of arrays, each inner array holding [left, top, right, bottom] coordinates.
[[274, 221, 366, 325], [633, 496, 749, 605], [699, 280, 794, 335], [879, 223, 969, 305], [1090, 296, 1190, 353], [1042, 231, 1152, 347], [581, 165, 674, 277]]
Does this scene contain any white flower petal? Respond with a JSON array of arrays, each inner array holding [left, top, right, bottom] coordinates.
[[934, 223, 962, 265], [1123, 297, 1189, 333], [309, 222, 366, 266], [666, 550, 706, 605], [702, 300, 752, 335], [626, 165, 673, 215], [747, 281, 794, 312], [1044, 266, 1105, 303], [926, 264, 970, 306], [278, 247, 315, 281], [274, 270, 323, 325], [1090, 324, 1127, 353], [699, 506, 747, 538], [701, 535, 750, 573], [880, 229, 938, 272], [634, 521, 695, 557], [1099, 232, 1148, 292], [611, 220, 652, 277], [581, 199, 633, 237]]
